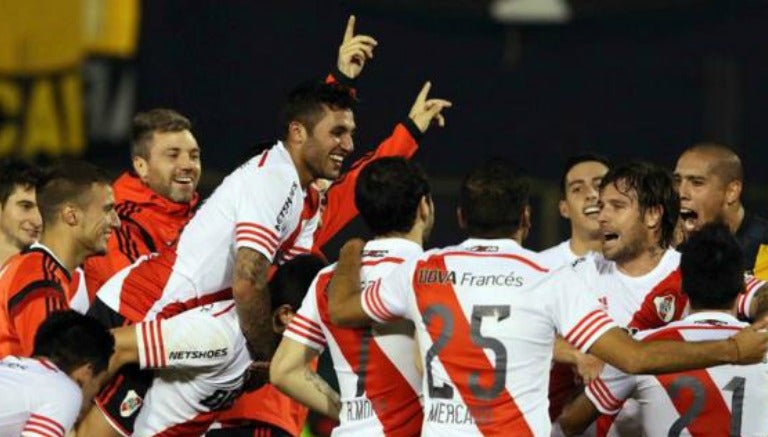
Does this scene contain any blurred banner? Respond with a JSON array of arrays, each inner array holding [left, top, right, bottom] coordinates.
[[0, 0, 139, 158]]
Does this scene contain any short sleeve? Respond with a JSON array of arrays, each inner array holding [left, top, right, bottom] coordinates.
[[135, 304, 236, 370], [584, 364, 636, 415], [284, 274, 327, 352], [552, 269, 617, 353], [361, 260, 412, 323], [25, 379, 81, 436], [737, 274, 765, 321], [234, 165, 300, 262], [8, 283, 68, 356]]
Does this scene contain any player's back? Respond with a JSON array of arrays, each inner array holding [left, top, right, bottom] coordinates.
[[0, 355, 81, 436], [634, 315, 768, 436], [286, 238, 424, 436], [408, 239, 611, 436]]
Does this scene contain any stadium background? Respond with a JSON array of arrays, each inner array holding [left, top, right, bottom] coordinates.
[[1, 0, 767, 253]]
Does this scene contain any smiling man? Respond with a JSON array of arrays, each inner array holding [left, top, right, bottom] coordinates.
[[540, 154, 610, 267], [81, 109, 201, 298], [0, 159, 42, 267], [0, 160, 119, 357]]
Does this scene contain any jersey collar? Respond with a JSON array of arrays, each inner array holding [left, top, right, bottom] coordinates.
[[683, 311, 741, 325], [459, 237, 523, 252], [28, 242, 70, 279], [363, 238, 423, 259]]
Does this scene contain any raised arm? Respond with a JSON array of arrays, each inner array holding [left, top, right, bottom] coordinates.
[[327, 239, 372, 327]]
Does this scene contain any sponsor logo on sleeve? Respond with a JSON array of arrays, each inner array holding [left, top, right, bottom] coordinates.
[[168, 348, 228, 360]]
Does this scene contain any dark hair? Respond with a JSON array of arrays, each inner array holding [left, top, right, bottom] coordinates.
[[279, 81, 356, 139], [131, 108, 192, 159], [600, 161, 679, 248], [355, 157, 431, 236], [679, 223, 744, 310], [33, 310, 115, 374], [36, 160, 110, 225], [459, 160, 530, 238], [0, 159, 40, 206], [270, 254, 328, 312], [559, 153, 610, 196]]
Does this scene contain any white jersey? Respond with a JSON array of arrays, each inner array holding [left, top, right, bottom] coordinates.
[[577, 249, 685, 331], [363, 238, 616, 436], [537, 240, 581, 269], [585, 312, 768, 437], [130, 300, 251, 436], [0, 356, 81, 437], [95, 142, 308, 322], [284, 238, 424, 436]]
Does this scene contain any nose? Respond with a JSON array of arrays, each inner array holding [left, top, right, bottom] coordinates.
[[340, 134, 354, 153], [677, 180, 690, 200]]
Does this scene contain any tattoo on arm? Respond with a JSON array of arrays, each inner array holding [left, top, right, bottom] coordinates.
[[233, 248, 272, 360], [304, 367, 341, 416]]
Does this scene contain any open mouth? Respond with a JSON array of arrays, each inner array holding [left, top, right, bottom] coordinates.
[[679, 208, 699, 231], [329, 154, 345, 165], [583, 205, 600, 217], [603, 232, 619, 242], [173, 176, 194, 185]]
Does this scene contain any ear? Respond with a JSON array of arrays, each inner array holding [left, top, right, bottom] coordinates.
[[725, 180, 742, 206], [69, 363, 94, 388], [272, 304, 295, 333], [644, 205, 663, 229], [456, 207, 467, 230], [287, 121, 308, 145], [61, 204, 79, 226], [132, 156, 150, 183], [558, 199, 570, 219], [417, 195, 431, 223], [521, 205, 532, 232]]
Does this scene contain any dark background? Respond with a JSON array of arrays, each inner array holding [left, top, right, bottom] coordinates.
[[87, 0, 768, 254]]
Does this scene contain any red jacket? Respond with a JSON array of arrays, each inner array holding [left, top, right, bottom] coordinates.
[[82, 172, 198, 300]]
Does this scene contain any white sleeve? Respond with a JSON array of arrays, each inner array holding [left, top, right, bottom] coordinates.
[[584, 364, 636, 415], [284, 274, 327, 352], [553, 269, 617, 353], [135, 306, 236, 370], [234, 166, 300, 262], [24, 380, 81, 436], [737, 274, 765, 320], [361, 261, 412, 323]]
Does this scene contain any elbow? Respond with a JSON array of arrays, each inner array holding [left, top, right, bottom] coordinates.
[[558, 418, 583, 437]]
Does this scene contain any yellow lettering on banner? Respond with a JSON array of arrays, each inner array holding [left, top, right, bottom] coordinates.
[[0, 81, 20, 155], [23, 79, 62, 157], [61, 72, 84, 154]]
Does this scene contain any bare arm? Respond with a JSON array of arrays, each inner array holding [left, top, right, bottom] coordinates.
[[588, 322, 768, 374], [270, 338, 340, 418], [328, 239, 372, 327], [107, 326, 139, 378], [558, 393, 602, 436], [232, 247, 273, 359]]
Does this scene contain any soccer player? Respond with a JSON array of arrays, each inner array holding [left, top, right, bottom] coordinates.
[[104, 255, 326, 436], [80, 108, 201, 297], [327, 160, 768, 437], [538, 153, 609, 426], [0, 310, 114, 436], [559, 223, 768, 436], [674, 143, 768, 274], [271, 157, 431, 436], [539, 153, 609, 267], [0, 158, 42, 266], [0, 160, 119, 357]]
